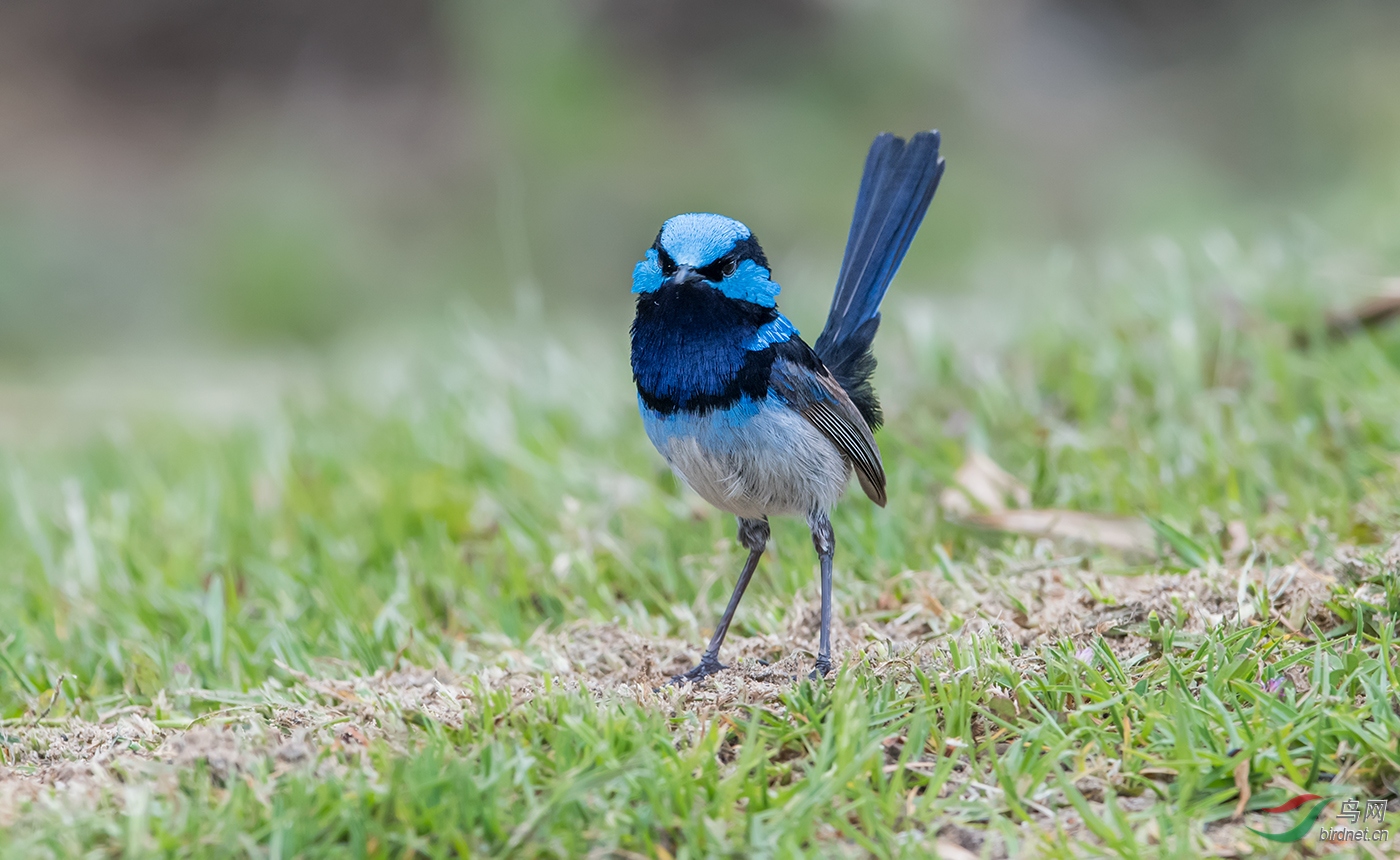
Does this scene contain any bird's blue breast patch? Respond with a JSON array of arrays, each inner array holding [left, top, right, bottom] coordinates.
[[639, 392, 762, 438]]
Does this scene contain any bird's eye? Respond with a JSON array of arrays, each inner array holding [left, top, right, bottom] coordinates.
[[697, 257, 737, 282], [657, 249, 678, 277]]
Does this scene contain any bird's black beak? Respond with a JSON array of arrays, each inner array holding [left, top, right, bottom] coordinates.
[[665, 266, 702, 288]]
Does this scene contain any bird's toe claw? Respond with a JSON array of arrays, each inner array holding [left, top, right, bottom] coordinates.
[[669, 657, 727, 686]]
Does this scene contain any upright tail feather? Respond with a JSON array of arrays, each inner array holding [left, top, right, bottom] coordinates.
[[813, 130, 944, 429]]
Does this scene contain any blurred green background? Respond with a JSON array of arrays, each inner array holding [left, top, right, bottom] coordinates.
[[0, 0, 1397, 362]]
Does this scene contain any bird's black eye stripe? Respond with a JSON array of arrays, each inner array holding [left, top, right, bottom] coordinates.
[[656, 247, 678, 277], [696, 235, 768, 281], [696, 256, 735, 282], [651, 231, 766, 281]]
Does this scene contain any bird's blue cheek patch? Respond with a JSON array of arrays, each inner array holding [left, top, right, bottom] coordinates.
[[632, 249, 665, 294], [745, 315, 798, 351], [715, 260, 781, 307]]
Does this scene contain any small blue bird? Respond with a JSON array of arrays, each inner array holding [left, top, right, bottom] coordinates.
[[630, 131, 945, 682]]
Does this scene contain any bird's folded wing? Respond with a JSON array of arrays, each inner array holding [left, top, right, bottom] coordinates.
[[771, 358, 887, 506]]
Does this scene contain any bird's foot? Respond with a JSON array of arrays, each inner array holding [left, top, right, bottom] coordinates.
[[669, 656, 727, 686], [808, 657, 832, 681]]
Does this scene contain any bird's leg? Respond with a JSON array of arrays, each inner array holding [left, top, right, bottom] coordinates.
[[671, 517, 769, 685], [809, 512, 835, 680]]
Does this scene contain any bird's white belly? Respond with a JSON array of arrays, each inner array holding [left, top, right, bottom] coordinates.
[[642, 398, 851, 519]]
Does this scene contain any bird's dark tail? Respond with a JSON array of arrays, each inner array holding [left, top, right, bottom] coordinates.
[[813, 130, 944, 429]]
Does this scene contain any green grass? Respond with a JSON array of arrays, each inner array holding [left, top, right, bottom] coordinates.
[[0, 226, 1398, 857]]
